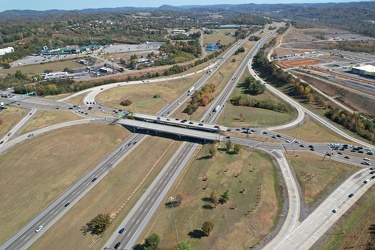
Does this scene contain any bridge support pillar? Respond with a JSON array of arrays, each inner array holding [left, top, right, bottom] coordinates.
[[155, 130, 158, 135], [177, 134, 181, 139]]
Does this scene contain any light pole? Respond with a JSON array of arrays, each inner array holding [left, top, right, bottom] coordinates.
[[169, 197, 179, 245]]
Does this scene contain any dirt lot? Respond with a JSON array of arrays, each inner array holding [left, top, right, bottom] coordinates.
[[139, 144, 281, 250], [0, 124, 130, 244], [277, 59, 322, 69]]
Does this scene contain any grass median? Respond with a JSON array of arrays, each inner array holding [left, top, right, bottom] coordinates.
[[139, 143, 281, 250]]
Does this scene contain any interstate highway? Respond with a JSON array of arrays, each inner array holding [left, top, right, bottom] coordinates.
[[1, 133, 146, 250]]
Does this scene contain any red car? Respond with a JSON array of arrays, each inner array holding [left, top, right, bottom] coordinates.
[[344, 156, 350, 159]]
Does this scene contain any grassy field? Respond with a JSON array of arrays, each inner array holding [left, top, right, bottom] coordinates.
[[0, 124, 130, 244], [276, 117, 352, 144], [0, 60, 84, 75], [64, 93, 87, 106], [217, 79, 296, 127], [319, 186, 375, 250], [30, 137, 182, 250], [95, 73, 204, 114], [139, 143, 281, 250], [0, 106, 28, 138], [286, 152, 359, 206], [20, 110, 84, 134], [203, 29, 237, 46]]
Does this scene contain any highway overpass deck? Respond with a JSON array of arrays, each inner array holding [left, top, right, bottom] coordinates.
[[130, 113, 228, 132], [118, 119, 222, 141]]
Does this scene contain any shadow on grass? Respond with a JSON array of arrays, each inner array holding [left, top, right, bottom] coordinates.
[[188, 229, 206, 239], [201, 197, 211, 202], [202, 204, 214, 210], [197, 155, 212, 160]]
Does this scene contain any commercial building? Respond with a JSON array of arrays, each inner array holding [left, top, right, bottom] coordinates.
[[351, 65, 375, 76], [0, 47, 14, 56]]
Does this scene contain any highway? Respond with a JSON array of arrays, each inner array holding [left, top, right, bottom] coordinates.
[[105, 29, 278, 249], [271, 168, 374, 250], [1, 29, 270, 250], [2, 132, 146, 250], [1, 23, 373, 250]]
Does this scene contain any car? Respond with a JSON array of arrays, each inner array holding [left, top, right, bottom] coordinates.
[[363, 158, 371, 161], [368, 152, 374, 155], [300, 144, 304, 148], [189, 122, 193, 124], [308, 145, 314, 148], [100, 88, 103, 90], [64, 202, 70, 207], [361, 161, 370, 166], [358, 151, 364, 154], [332, 208, 338, 213], [118, 228, 125, 234], [272, 135, 277, 139], [262, 131, 268, 134], [7, 132, 11, 136], [369, 171, 375, 174], [226, 136, 230, 139], [214, 125, 220, 129], [364, 179, 370, 184], [310, 148, 315, 151], [175, 118, 179, 121], [226, 129, 231, 132], [235, 128, 240, 131], [295, 140, 300, 144], [133, 141, 137, 145], [92, 177, 97, 182], [0, 141, 3, 144], [35, 225, 43, 233], [344, 156, 350, 159], [348, 193, 354, 198], [337, 151, 342, 155], [114, 242, 121, 249], [371, 176, 375, 179], [28, 133, 34, 137], [166, 118, 170, 121], [286, 140, 291, 143], [69, 107, 73, 109], [276, 134, 281, 138], [326, 153, 331, 156]]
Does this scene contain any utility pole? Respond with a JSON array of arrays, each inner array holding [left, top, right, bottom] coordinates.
[[169, 197, 179, 245]]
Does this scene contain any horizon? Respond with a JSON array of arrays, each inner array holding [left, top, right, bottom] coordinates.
[[1, 0, 374, 12]]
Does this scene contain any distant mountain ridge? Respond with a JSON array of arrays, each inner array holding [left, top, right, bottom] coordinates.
[[1, 1, 375, 23]]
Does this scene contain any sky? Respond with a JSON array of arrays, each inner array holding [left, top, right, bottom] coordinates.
[[1, 0, 372, 12]]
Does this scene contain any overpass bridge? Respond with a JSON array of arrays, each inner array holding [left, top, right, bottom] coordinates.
[[128, 112, 229, 133], [118, 118, 222, 142]]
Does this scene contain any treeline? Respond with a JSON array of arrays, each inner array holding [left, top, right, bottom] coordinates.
[[325, 109, 375, 142], [253, 48, 323, 105], [169, 31, 201, 40], [184, 83, 216, 115], [230, 96, 288, 113], [230, 76, 287, 112]]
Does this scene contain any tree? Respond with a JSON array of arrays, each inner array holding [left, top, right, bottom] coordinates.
[[202, 221, 214, 236], [233, 144, 242, 154], [81, 213, 111, 236], [144, 233, 160, 250], [225, 140, 232, 152], [209, 145, 217, 158], [220, 190, 230, 204], [210, 191, 219, 207], [239, 112, 244, 121], [177, 241, 193, 250]]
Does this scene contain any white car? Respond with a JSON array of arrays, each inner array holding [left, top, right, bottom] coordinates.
[[35, 225, 43, 233], [363, 158, 371, 161], [364, 179, 370, 184]]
